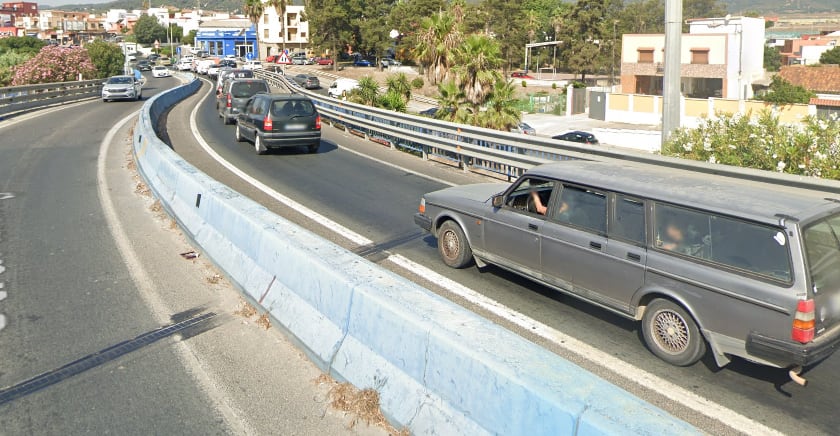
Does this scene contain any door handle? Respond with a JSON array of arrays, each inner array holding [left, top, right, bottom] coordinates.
[[589, 241, 602, 250], [627, 252, 642, 262], [528, 223, 539, 231]]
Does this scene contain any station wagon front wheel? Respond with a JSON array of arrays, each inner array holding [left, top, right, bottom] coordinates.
[[437, 220, 473, 269], [642, 299, 706, 366], [235, 124, 244, 142]]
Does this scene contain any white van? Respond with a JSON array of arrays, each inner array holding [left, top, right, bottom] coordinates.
[[328, 78, 359, 99]]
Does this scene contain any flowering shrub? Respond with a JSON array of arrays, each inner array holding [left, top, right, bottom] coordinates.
[[663, 110, 840, 180], [11, 45, 96, 85]]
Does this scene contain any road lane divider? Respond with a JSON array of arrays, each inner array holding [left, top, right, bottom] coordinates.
[[134, 75, 701, 435]]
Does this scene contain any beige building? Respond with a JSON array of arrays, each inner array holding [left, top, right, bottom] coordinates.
[[620, 16, 766, 100], [258, 4, 309, 58]]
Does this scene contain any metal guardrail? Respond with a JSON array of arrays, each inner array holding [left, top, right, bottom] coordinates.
[[255, 69, 840, 193], [0, 79, 102, 117]]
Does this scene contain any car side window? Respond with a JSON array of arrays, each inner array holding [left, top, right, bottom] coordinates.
[[553, 185, 607, 234], [244, 99, 254, 115], [504, 177, 555, 217], [612, 195, 645, 245]]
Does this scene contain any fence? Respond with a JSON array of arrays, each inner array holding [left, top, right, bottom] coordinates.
[[0, 79, 102, 117]]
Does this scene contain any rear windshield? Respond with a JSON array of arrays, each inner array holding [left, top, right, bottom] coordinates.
[[271, 100, 316, 117], [804, 213, 840, 293], [230, 81, 269, 98], [654, 203, 792, 282]]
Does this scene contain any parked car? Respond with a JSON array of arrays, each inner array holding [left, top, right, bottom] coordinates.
[[327, 78, 359, 98], [159, 56, 172, 66], [148, 53, 160, 62], [292, 74, 320, 89], [291, 54, 310, 65], [314, 57, 334, 66], [101, 75, 143, 102], [207, 64, 223, 78], [243, 60, 263, 70], [136, 60, 152, 71], [552, 131, 599, 145], [217, 78, 271, 124], [151, 65, 171, 78], [353, 58, 372, 67], [380, 57, 401, 68], [413, 159, 840, 373], [511, 71, 534, 79], [510, 122, 536, 135], [235, 93, 322, 155]]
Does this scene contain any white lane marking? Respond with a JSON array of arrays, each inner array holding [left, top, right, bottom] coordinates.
[[0, 193, 13, 200], [387, 254, 783, 436], [189, 78, 372, 246], [333, 143, 456, 187], [97, 110, 254, 435], [189, 78, 782, 436]]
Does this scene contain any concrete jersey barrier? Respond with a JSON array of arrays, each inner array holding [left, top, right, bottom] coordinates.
[[132, 77, 701, 435]]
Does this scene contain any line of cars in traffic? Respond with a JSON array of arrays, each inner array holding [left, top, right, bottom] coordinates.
[[212, 69, 322, 155]]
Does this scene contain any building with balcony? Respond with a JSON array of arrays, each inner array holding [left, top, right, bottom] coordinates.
[[257, 4, 309, 59], [620, 16, 765, 100]]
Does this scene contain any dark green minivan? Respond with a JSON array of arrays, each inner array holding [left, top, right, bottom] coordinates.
[[235, 93, 321, 155]]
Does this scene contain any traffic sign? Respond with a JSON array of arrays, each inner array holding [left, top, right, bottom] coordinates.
[[154, 39, 160, 49], [277, 52, 291, 64]]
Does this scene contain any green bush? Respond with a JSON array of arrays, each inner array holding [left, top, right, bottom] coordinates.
[[664, 111, 840, 180], [521, 80, 527, 88], [410, 77, 424, 89], [551, 82, 557, 90]]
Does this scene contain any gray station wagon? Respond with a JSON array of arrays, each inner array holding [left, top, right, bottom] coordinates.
[[414, 160, 840, 383]]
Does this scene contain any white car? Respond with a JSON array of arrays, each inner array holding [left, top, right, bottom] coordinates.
[[151, 66, 171, 78], [243, 60, 263, 70], [196, 59, 215, 74], [207, 64, 222, 78], [176, 61, 192, 71]]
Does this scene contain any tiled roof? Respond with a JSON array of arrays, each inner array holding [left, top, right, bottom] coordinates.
[[779, 65, 840, 93], [810, 98, 840, 107]]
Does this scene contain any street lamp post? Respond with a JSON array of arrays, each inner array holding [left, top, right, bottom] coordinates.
[[611, 20, 618, 88]]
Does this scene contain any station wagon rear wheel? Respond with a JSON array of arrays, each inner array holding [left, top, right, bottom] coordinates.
[[255, 135, 267, 155], [437, 220, 473, 269], [642, 299, 706, 366]]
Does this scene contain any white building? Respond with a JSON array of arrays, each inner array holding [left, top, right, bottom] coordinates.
[[257, 3, 309, 59], [621, 16, 765, 100]]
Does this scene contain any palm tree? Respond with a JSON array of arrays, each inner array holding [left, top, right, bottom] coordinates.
[[349, 76, 380, 106], [243, 0, 263, 56], [434, 80, 471, 124], [480, 80, 521, 130], [451, 34, 502, 108], [415, 11, 462, 85], [385, 73, 411, 104], [266, 0, 287, 53]]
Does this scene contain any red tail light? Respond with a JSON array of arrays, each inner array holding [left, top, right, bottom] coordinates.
[[226, 93, 232, 108], [315, 115, 321, 130], [792, 299, 815, 343], [263, 115, 273, 131]]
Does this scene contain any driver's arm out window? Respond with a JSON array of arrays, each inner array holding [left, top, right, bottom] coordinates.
[[505, 178, 554, 216]]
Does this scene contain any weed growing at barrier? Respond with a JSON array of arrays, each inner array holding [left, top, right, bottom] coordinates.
[[314, 374, 408, 435], [256, 313, 271, 330], [234, 299, 257, 318]]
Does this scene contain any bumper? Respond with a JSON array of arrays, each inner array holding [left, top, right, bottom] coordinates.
[[102, 91, 136, 100], [259, 131, 321, 148], [746, 330, 840, 367], [414, 213, 432, 232]]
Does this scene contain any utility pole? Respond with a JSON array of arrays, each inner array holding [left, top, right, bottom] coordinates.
[[661, 0, 682, 149]]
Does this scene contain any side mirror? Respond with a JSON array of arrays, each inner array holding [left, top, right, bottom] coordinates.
[[491, 195, 504, 208]]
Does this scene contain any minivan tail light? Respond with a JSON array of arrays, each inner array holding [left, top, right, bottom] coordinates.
[[315, 115, 321, 130], [263, 114, 273, 131], [226, 93, 232, 108], [792, 299, 815, 343]]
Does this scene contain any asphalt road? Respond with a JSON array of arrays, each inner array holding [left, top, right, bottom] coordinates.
[[0, 75, 387, 435], [173, 76, 840, 435]]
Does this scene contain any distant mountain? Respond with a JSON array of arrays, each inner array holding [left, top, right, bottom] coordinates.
[[38, 0, 840, 16], [723, 0, 839, 14]]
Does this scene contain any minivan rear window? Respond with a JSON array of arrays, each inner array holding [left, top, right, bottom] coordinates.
[[654, 204, 791, 281], [231, 81, 268, 98], [804, 214, 840, 294], [271, 100, 316, 117]]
